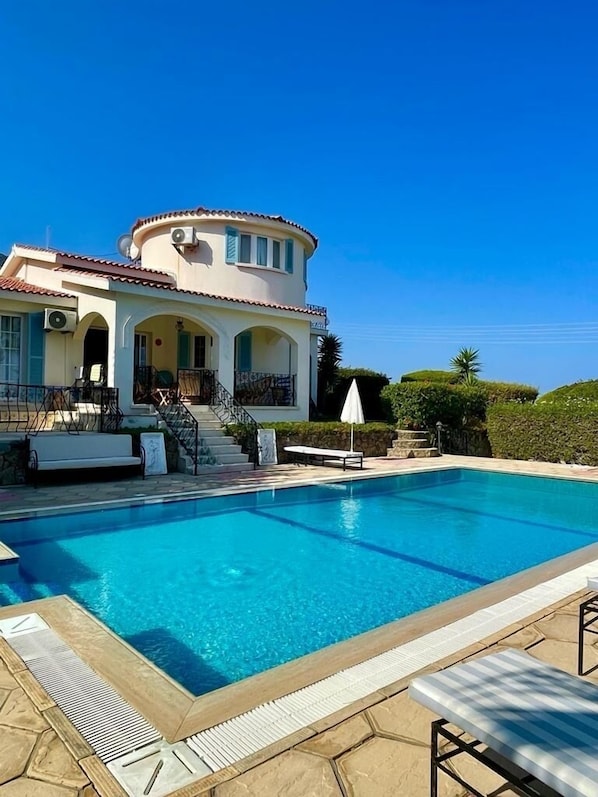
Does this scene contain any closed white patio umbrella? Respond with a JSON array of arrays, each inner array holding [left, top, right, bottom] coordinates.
[[340, 379, 364, 452]]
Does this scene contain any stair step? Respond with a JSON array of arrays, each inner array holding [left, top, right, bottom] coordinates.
[[391, 438, 430, 449], [194, 462, 255, 475], [206, 444, 242, 455], [214, 452, 250, 464], [387, 447, 441, 459]]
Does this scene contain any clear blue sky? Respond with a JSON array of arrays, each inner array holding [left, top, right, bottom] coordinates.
[[1, 1, 597, 394]]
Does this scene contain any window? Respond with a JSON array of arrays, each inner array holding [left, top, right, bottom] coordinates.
[[0, 315, 22, 383], [224, 227, 294, 271], [239, 234, 252, 263], [272, 240, 281, 269], [256, 236, 268, 266], [193, 335, 207, 368], [134, 333, 149, 369]]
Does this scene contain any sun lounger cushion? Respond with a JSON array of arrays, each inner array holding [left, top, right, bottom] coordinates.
[[408, 648, 598, 797]]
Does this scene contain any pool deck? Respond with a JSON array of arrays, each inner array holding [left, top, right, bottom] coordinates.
[[0, 455, 597, 796]]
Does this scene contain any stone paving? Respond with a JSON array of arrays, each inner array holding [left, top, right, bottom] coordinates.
[[0, 456, 597, 795]]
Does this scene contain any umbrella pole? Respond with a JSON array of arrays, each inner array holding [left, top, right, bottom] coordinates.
[[350, 424, 354, 452]]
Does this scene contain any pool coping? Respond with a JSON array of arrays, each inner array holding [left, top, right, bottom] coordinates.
[[1, 457, 598, 793]]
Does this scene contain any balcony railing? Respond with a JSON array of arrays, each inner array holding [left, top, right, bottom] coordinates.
[[0, 382, 122, 434], [307, 303, 328, 331], [234, 372, 296, 406]]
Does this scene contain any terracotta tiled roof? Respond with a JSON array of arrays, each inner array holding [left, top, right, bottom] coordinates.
[[131, 206, 319, 249], [0, 277, 75, 298], [56, 267, 325, 317], [15, 244, 172, 277]]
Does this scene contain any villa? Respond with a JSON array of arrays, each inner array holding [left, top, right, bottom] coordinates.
[[0, 206, 327, 432]]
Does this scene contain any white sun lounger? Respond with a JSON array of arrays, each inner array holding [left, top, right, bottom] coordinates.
[[283, 445, 363, 470], [408, 648, 598, 797]]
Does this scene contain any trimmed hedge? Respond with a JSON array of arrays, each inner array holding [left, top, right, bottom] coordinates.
[[479, 381, 538, 404], [320, 371, 390, 421], [486, 403, 598, 465], [537, 379, 598, 404], [380, 382, 487, 429], [228, 421, 395, 460], [401, 370, 457, 384]]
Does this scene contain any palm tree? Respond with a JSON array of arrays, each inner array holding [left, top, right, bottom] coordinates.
[[450, 347, 482, 383], [317, 334, 343, 406]]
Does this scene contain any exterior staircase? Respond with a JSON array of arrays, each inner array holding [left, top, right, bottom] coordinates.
[[176, 405, 253, 475], [387, 429, 440, 459]]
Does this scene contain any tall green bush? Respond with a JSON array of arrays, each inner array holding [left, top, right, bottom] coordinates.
[[486, 403, 598, 464], [401, 370, 457, 384], [381, 382, 487, 429], [479, 381, 538, 404], [321, 369, 390, 420]]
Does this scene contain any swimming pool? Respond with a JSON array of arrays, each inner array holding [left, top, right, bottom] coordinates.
[[0, 468, 597, 696]]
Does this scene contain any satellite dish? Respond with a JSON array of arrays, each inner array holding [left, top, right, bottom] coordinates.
[[117, 234, 133, 259], [129, 242, 140, 261]]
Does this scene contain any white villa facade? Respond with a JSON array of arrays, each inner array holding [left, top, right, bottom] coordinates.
[[0, 207, 327, 425]]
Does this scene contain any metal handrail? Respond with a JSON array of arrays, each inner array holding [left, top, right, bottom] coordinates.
[[0, 381, 121, 435], [233, 371, 296, 406], [210, 378, 261, 467], [156, 400, 199, 476]]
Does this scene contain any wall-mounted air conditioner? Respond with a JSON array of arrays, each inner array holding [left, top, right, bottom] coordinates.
[[170, 226, 198, 247], [44, 308, 77, 332]]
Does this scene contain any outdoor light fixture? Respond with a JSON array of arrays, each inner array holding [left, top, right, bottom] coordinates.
[[176, 318, 185, 332]]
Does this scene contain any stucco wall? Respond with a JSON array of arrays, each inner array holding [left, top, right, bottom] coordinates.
[[137, 219, 310, 307]]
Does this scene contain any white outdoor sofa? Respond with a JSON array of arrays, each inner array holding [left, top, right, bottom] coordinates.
[[28, 433, 145, 484], [283, 445, 363, 470], [409, 647, 598, 797]]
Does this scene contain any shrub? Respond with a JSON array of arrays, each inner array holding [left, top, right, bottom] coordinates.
[[401, 370, 457, 384], [537, 379, 598, 404], [479, 381, 538, 404], [380, 382, 487, 429], [227, 421, 395, 459], [486, 403, 598, 465], [320, 370, 390, 421]]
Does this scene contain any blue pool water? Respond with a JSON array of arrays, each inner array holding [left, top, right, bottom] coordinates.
[[1, 468, 597, 695]]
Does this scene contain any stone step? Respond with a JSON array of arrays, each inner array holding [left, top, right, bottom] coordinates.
[[387, 447, 441, 459], [195, 462, 255, 475], [214, 452, 250, 465], [394, 429, 428, 440], [205, 443, 242, 456], [391, 437, 431, 450]]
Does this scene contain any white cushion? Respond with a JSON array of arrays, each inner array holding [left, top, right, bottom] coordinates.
[[284, 446, 363, 459], [36, 456, 141, 470], [31, 433, 133, 461]]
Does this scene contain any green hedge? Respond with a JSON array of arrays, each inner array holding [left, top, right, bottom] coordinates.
[[228, 421, 395, 460], [479, 381, 538, 404], [401, 370, 457, 384], [486, 403, 598, 464], [381, 382, 487, 429], [537, 379, 598, 404], [320, 372, 390, 421]]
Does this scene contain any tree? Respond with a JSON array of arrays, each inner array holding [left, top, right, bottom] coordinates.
[[450, 347, 482, 383], [317, 334, 343, 406]]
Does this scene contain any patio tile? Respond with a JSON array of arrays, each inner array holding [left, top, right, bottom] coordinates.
[[213, 750, 342, 796], [499, 624, 545, 649], [297, 713, 373, 758], [27, 729, 89, 789], [0, 689, 10, 712], [0, 688, 49, 733], [527, 639, 598, 675], [0, 724, 37, 784], [336, 736, 462, 797], [367, 690, 436, 745], [0, 662, 18, 691], [533, 611, 580, 643], [0, 779, 78, 796]]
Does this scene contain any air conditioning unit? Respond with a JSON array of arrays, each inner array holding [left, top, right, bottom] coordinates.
[[44, 308, 77, 332], [170, 226, 197, 247]]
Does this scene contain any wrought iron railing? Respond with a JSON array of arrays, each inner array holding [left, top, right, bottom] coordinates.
[[0, 382, 122, 435], [234, 371, 296, 406], [210, 378, 260, 467], [306, 303, 328, 331], [156, 401, 200, 476]]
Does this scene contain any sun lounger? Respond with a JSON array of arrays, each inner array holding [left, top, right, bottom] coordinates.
[[408, 648, 598, 797], [283, 445, 363, 470]]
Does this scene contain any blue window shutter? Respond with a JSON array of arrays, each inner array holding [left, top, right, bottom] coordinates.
[[225, 226, 239, 263], [285, 239, 294, 273], [303, 251, 308, 288], [237, 331, 252, 372], [27, 312, 45, 384], [177, 331, 190, 368]]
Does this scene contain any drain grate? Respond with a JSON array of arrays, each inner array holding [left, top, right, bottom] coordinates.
[[7, 627, 161, 763]]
